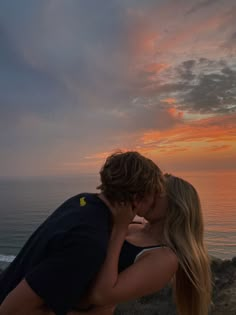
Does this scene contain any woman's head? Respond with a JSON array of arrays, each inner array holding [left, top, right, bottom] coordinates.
[[164, 174, 204, 244], [97, 151, 165, 215], [144, 174, 203, 229]]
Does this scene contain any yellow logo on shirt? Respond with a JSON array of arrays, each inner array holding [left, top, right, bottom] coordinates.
[[80, 197, 87, 206]]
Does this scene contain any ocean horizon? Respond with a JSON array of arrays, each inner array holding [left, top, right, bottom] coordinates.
[[0, 171, 236, 269]]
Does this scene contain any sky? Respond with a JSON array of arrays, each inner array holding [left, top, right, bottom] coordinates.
[[0, 0, 236, 177]]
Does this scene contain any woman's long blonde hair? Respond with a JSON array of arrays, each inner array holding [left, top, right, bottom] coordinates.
[[163, 174, 212, 315]]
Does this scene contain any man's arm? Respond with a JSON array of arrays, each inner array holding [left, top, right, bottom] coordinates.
[[0, 279, 115, 315], [0, 279, 49, 315], [0, 240, 105, 315]]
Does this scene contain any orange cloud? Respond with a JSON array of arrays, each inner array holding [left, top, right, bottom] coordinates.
[[144, 63, 170, 73], [206, 145, 232, 152], [140, 114, 236, 155], [161, 98, 177, 104], [141, 128, 232, 148], [126, 8, 161, 57], [69, 113, 236, 173], [127, 5, 232, 66], [129, 28, 158, 56], [167, 107, 184, 119], [156, 15, 224, 53]]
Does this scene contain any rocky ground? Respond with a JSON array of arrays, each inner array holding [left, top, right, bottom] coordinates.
[[115, 257, 236, 315], [0, 256, 235, 314]]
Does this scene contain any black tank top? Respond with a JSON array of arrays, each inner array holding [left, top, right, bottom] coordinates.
[[118, 240, 166, 273]]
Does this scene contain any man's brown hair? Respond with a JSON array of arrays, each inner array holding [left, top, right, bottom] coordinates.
[[97, 151, 165, 204]]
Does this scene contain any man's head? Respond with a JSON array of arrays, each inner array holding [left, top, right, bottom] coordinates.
[[97, 151, 165, 216]]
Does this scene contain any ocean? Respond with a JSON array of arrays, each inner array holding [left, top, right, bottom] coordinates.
[[0, 171, 235, 270]]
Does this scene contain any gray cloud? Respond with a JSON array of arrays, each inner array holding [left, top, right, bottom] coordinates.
[[0, 0, 182, 136], [176, 60, 196, 82], [135, 58, 236, 115], [0, 1, 132, 129], [230, 32, 236, 40], [222, 31, 236, 52], [0, 24, 69, 126], [178, 62, 236, 114], [186, 0, 222, 15], [0, 0, 236, 175]]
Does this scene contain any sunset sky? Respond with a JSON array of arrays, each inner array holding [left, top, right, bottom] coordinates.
[[1, 0, 236, 177]]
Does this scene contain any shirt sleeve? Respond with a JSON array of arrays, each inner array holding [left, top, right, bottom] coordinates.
[[25, 234, 106, 314]]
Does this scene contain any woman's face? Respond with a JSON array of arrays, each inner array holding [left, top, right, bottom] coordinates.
[[143, 193, 168, 222], [133, 193, 157, 217]]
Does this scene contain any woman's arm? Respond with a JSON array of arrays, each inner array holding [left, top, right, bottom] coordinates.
[[90, 245, 178, 305], [87, 206, 178, 306]]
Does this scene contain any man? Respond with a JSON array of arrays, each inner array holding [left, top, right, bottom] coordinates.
[[0, 151, 164, 315]]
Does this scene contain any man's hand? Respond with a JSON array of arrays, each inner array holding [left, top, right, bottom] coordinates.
[[111, 201, 136, 229]]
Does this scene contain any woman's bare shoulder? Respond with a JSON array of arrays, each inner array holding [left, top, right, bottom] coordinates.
[[137, 245, 178, 269], [157, 246, 178, 265]]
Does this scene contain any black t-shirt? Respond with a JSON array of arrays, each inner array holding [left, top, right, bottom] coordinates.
[[0, 193, 112, 314]]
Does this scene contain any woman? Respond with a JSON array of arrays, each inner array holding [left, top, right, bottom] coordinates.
[[69, 174, 212, 315]]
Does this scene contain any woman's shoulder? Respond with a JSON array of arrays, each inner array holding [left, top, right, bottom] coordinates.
[[136, 245, 178, 269], [156, 246, 178, 264], [151, 246, 178, 271]]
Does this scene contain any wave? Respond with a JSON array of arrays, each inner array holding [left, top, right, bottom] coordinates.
[[0, 254, 15, 263]]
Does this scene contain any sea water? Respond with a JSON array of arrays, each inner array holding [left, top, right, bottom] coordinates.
[[0, 171, 235, 270]]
